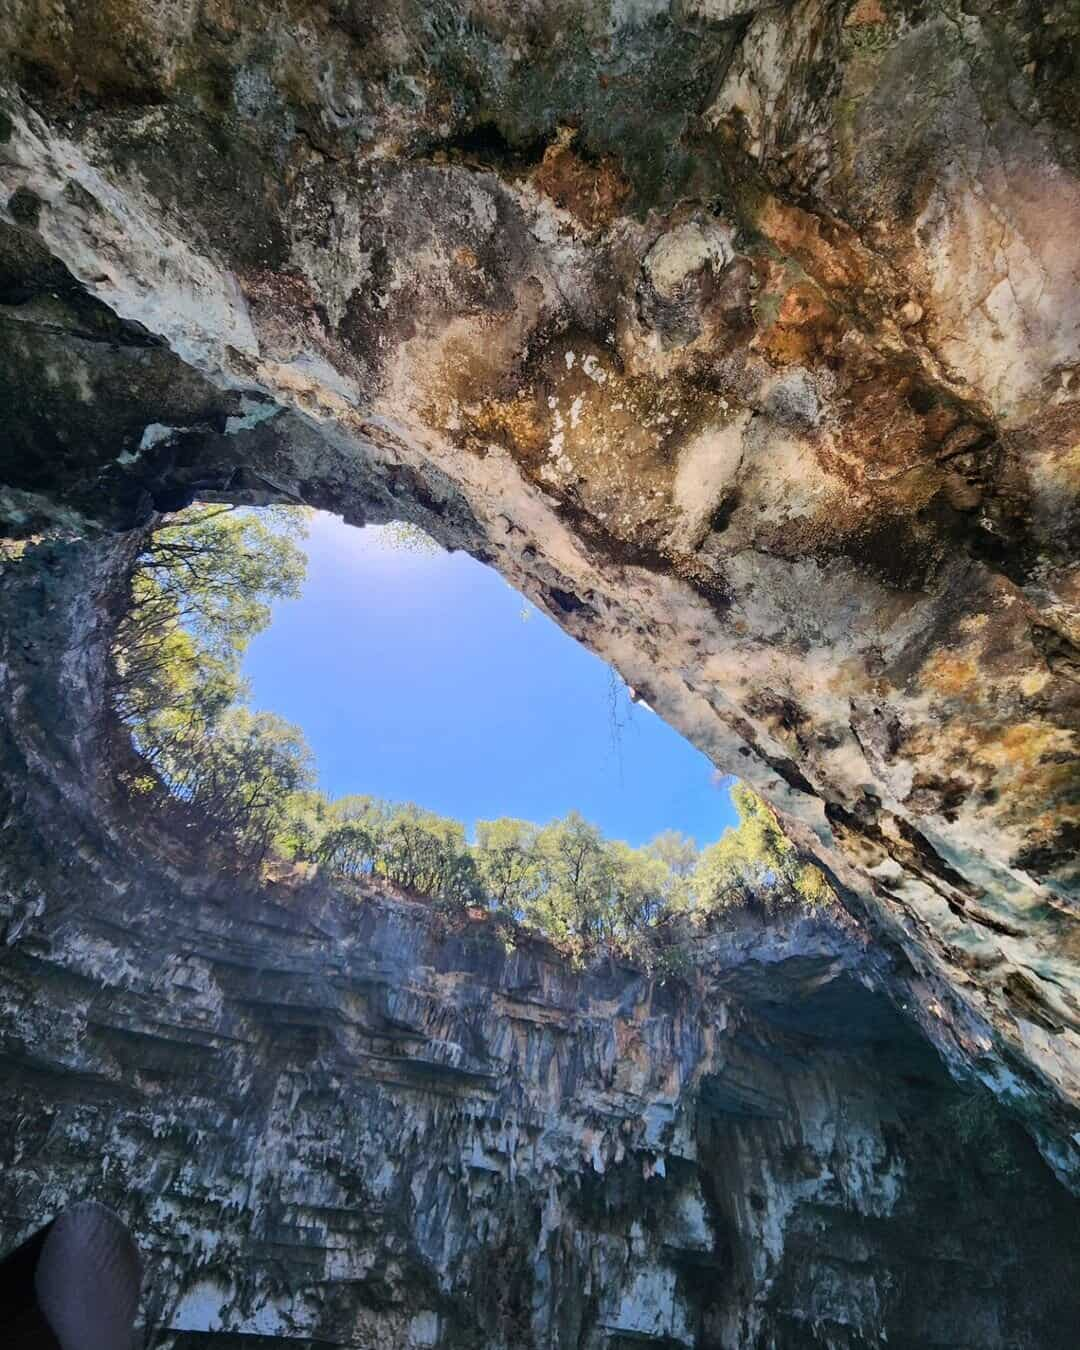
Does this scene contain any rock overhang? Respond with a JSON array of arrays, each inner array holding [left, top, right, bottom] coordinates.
[[0, 1, 1080, 1341]]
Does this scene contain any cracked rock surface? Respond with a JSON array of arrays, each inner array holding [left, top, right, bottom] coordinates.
[[1, 1, 1079, 1343], [1, 539, 1078, 1347]]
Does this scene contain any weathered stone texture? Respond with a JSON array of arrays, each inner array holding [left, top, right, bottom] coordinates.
[[5, 877, 1080, 1349], [1, 1, 1080, 1341]]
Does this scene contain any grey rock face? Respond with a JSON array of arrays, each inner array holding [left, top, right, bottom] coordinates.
[[1, 1, 1080, 1342], [0, 529, 1077, 1349], [3, 883, 1078, 1350]]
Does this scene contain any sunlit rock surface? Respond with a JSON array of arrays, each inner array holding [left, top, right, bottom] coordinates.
[[1, 1, 1080, 1342], [0, 532, 1077, 1345], [0, 422, 1076, 1350]]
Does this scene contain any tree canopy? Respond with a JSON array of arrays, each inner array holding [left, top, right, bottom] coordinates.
[[111, 503, 315, 858], [111, 503, 835, 952], [693, 782, 832, 911], [278, 784, 833, 955]]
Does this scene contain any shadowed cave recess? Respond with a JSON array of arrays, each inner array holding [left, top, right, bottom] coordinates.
[[1, 0, 1080, 1345]]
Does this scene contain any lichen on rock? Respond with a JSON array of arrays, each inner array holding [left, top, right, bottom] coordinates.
[[1, 0, 1080, 1344]]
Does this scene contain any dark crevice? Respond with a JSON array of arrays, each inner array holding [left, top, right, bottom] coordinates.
[[412, 121, 554, 174]]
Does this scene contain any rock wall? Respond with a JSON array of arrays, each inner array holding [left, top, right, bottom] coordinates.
[[1, 2, 1078, 1169], [4, 869, 1080, 1349], [0, 1, 1079, 1341], [0, 494, 1077, 1348]]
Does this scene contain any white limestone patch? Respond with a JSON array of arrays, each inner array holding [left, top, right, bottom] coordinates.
[[56, 931, 140, 989], [171, 1279, 231, 1332], [605, 1267, 693, 1346], [605, 0, 672, 31], [644, 219, 735, 299], [225, 396, 283, 436], [408, 1311, 440, 1346], [671, 413, 749, 550], [1, 104, 259, 379], [138, 422, 179, 453], [581, 353, 608, 385], [642, 1100, 676, 1147], [681, 0, 758, 17]]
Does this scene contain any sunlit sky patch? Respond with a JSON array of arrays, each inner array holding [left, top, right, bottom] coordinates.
[[242, 512, 737, 847]]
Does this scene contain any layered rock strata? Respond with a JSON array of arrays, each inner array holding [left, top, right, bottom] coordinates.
[[1, 1, 1079, 1339]]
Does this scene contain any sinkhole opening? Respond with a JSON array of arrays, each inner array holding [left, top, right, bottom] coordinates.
[[102, 501, 836, 962]]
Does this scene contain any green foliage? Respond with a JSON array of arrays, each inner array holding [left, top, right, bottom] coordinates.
[[527, 812, 617, 945], [307, 797, 481, 904], [115, 504, 307, 675], [317, 820, 379, 877], [111, 504, 314, 857], [609, 839, 671, 933], [279, 797, 714, 957], [380, 803, 480, 902], [111, 503, 835, 954], [694, 781, 832, 914], [113, 504, 309, 747], [171, 707, 315, 859], [647, 829, 699, 878], [276, 788, 335, 862], [631, 927, 695, 985], [474, 817, 542, 911], [475, 814, 703, 953]]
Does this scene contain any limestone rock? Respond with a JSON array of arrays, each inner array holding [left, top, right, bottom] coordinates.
[[1, 1, 1080, 1342]]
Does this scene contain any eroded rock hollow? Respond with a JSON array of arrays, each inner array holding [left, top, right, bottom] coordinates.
[[1, 0, 1079, 1344]]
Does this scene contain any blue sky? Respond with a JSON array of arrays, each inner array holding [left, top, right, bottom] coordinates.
[[242, 513, 738, 848]]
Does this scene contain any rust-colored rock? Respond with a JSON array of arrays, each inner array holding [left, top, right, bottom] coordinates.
[[0, 1, 1079, 1341]]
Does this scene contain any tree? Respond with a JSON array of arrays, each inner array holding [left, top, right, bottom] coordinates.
[[175, 708, 315, 859], [692, 783, 831, 913], [277, 789, 334, 862], [111, 503, 312, 856], [474, 818, 542, 914], [113, 504, 307, 738], [311, 796, 393, 876], [644, 830, 699, 913], [132, 503, 306, 655], [529, 812, 617, 946], [647, 829, 698, 877], [317, 821, 379, 877], [377, 804, 479, 904], [609, 841, 670, 935]]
